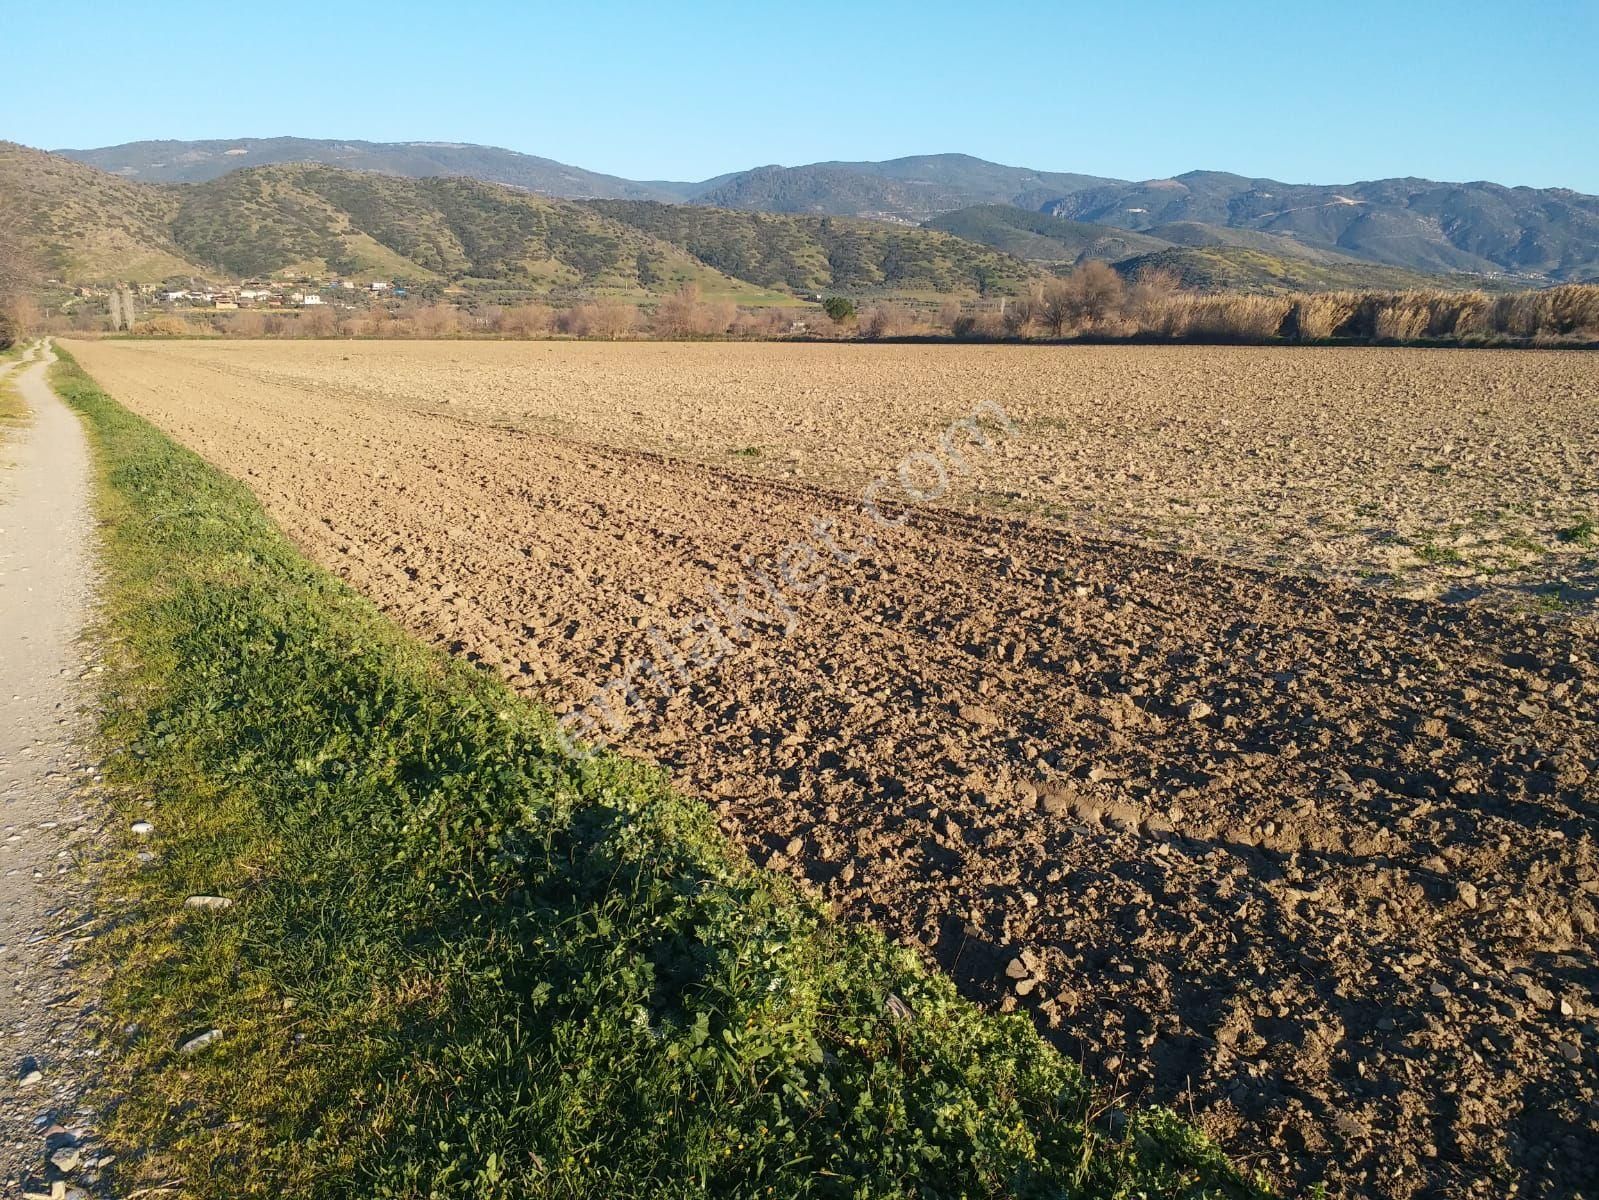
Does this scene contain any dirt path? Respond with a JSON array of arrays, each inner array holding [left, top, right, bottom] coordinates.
[[0, 344, 104, 1196], [66, 339, 1598, 1199]]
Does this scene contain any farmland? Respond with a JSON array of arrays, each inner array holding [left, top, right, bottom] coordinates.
[[72, 339, 1599, 607], [62, 339, 1599, 1198]]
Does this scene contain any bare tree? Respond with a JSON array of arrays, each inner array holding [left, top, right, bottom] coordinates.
[[563, 301, 638, 340], [229, 310, 267, 337], [1038, 278, 1075, 337], [498, 303, 554, 337], [654, 284, 735, 338], [859, 303, 915, 339], [1070, 261, 1127, 326], [299, 305, 337, 337], [1039, 262, 1127, 336]]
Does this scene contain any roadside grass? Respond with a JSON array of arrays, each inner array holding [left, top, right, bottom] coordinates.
[[0, 349, 29, 436], [54, 346, 1264, 1199], [0, 378, 24, 429]]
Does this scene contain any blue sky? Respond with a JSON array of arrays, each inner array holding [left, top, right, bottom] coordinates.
[[4, 0, 1595, 190]]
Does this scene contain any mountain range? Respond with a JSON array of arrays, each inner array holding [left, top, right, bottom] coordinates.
[[0, 143, 1032, 298], [10, 136, 1599, 292]]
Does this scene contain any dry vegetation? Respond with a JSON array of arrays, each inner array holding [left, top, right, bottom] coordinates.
[[72, 274, 1599, 348]]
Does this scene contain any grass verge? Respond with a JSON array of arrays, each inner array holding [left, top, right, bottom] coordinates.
[[0, 349, 29, 437], [0, 379, 23, 429], [54, 346, 1264, 1199]]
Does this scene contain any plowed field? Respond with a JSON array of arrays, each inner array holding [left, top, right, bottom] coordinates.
[[67, 338, 1599, 1199]]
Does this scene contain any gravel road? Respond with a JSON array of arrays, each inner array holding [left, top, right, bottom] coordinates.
[[0, 344, 105, 1197]]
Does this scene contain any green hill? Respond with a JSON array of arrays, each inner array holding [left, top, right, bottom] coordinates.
[[0, 147, 782, 299], [584, 199, 1037, 295], [923, 206, 1172, 264], [687, 156, 1113, 221], [1111, 245, 1474, 293], [171, 166, 774, 298]]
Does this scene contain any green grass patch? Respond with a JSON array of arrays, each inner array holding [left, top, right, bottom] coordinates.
[[1557, 517, 1596, 547], [55, 346, 1261, 1199], [1414, 539, 1464, 565], [0, 349, 29, 434]]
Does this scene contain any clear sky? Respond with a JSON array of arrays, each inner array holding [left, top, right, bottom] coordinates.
[[4, 0, 1595, 191]]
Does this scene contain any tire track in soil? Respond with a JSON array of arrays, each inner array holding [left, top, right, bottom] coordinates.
[[66, 340, 1599, 1200]]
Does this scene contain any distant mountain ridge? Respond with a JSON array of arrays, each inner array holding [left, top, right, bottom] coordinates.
[[57, 137, 685, 201], [1042, 171, 1599, 281], [54, 137, 1599, 282], [919, 205, 1477, 292]]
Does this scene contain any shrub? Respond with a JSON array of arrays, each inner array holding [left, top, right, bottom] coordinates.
[[654, 284, 735, 338], [952, 311, 1005, 340], [227, 311, 267, 338], [859, 303, 915, 339], [1000, 288, 1039, 337], [132, 315, 196, 337], [1125, 268, 1181, 328], [562, 301, 638, 339], [823, 296, 857, 323], [497, 302, 555, 337], [409, 303, 461, 338], [730, 307, 794, 339]]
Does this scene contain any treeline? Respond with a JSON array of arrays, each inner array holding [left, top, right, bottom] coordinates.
[[123, 286, 800, 341], [950, 265, 1599, 345], [99, 274, 1599, 347]]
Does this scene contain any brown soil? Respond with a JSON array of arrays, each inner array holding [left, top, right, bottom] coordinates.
[[67, 339, 1599, 1199], [88, 339, 1599, 610]]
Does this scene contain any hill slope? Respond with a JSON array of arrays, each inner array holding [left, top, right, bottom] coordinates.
[[1045, 172, 1599, 281], [170, 165, 772, 297], [0, 142, 213, 282], [690, 155, 1115, 220], [1111, 245, 1471, 293], [55, 138, 1599, 281], [0, 148, 782, 298], [924, 206, 1174, 264], [55, 136, 681, 200], [584, 199, 1038, 294]]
